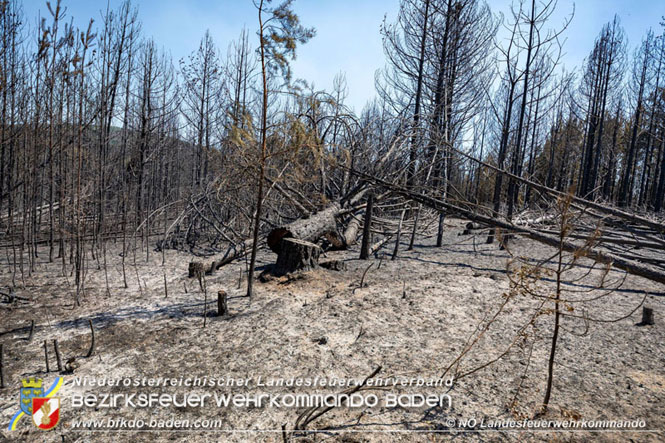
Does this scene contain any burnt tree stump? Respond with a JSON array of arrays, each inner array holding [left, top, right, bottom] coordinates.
[[640, 306, 654, 325], [217, 290, 228, 316], [274, 238, 321, 276], [188, 261, 205, 291], [188, 262, 204, 278]]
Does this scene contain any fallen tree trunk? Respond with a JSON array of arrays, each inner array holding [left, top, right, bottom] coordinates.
[[448, 144, 665, 234], [357, 171, 665, 286], [535, 230, 665, 249], [342, 210, 363, 247], [267, 202, 341, 253], [577, 206, 665, 248], [189, 198, 363, 275], [319, 210, 364, 251]]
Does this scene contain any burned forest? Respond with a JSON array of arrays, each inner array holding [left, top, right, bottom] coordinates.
[[0, 0, 664, 441]]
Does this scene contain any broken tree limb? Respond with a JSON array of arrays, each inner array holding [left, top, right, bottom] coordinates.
[[322, 230, 346, 250], [535, 230, 665, 249], [371, 234, 393, 256], [356, 171, 665, 286], [265, 190, 391, 254], [186, 238, 260, 278], [577, 206, 665, 248], [268, 179, 312, 217], [204, 239, 254, 275]]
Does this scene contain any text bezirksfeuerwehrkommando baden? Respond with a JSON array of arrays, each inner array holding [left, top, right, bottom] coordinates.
[[71, 375, 453, 389]]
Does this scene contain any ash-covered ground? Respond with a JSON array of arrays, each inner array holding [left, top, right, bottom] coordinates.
[[1, 218, 663, 442]]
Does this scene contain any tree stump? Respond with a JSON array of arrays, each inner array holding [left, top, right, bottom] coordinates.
[[273, 238, 321, 276], [188, 262, 205, 291], [217, 290, 228, 316], [640, 306, 654, 325], [188, 262, 204, 278]]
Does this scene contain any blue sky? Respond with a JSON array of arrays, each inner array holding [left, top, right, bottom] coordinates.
[[21, 0, 665, 112]]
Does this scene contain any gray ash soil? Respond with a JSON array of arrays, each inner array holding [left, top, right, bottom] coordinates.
[[0, 218, 663, 442]]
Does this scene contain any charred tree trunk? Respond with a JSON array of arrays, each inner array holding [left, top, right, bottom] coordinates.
[[273, 238, 321, 276], [359, 194, 374, 260], [406, 0, 431, 188], [639, 306, 654, 325], [217, 290, 228, 316]]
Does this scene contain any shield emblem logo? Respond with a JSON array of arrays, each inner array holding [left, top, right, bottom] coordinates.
[[31, 397, 60, 430], [19, 384, 44, 415]]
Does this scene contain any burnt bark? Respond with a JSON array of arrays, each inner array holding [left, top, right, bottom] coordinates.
[[639, 306, 654, 325], [359, 194, 374, 260], [273, 238, 321, 276], [217, 290, 228, 316]]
